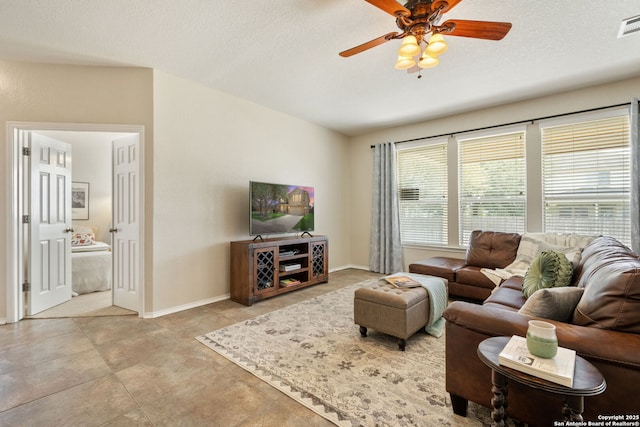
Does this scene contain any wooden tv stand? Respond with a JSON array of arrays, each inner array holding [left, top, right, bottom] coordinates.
[[230, 235, 329, 306]]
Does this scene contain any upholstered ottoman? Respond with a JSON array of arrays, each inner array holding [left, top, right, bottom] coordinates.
[[354, 276, 442, 351]]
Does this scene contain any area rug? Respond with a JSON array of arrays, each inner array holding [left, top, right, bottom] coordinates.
[[197, 279, 493, 427]]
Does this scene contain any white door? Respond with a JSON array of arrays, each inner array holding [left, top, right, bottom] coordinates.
[[27, 133, 73, 315], [112, 135, 141, 311]]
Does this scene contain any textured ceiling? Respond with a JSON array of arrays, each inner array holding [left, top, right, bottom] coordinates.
[[1, 1, 640, 136]]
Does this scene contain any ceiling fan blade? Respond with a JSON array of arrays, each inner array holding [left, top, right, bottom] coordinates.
[[441, 19, 512, 40], [365, 0, 411, 17], [339, 32, 399, 57], [432, 0, 463, 13]]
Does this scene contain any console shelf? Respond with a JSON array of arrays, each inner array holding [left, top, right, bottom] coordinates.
[[230, 235, 329, 306]]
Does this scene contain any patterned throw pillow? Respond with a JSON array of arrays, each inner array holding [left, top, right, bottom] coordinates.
[[522, 250, 573, 298], [71, 232, 95, 246]]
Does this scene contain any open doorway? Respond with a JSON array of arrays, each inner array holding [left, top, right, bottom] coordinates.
[[27, 130, 132, 318], [6, 122, 145, 323]]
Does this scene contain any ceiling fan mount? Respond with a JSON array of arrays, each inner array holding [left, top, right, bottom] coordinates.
[[339, 0, 512, 72], [397, 1, 440, 34]]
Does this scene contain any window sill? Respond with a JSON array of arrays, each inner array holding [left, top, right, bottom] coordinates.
[[402, 243, 467, 254]]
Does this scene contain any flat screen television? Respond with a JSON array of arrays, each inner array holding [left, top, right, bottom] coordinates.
[[250, 181, 314, 236]]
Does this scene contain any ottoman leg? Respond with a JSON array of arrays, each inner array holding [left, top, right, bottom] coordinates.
[[398, 338, 406, 351], [359, 326, 368, 337]]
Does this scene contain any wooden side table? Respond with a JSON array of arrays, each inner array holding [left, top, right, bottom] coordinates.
[[477, 336, 606, 427]]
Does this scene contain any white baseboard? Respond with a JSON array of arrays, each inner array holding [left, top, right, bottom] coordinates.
[[143, 266, 373, 319], [330, 264, 370, 272], [143, 293, 230, 319]]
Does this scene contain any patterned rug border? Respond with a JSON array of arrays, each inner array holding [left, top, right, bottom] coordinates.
[[197, 332, 353, 426], [196, 279, 490, 427]]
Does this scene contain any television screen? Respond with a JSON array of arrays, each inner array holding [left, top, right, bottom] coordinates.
[[250, 181, 314, 236]]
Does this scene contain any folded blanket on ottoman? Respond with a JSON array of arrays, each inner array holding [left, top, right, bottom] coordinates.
[[384, 272, 448, 337]]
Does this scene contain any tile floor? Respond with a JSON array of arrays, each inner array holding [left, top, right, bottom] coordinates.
[[0, 268, 381, 426]]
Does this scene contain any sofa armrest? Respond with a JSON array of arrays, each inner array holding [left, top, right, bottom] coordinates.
[[409, 257, 466, 283], [444, 301, 640, 368], [444, 301, 530, 337]]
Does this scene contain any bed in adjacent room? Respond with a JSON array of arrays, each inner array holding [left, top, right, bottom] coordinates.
[[71, 227, 112, 295]]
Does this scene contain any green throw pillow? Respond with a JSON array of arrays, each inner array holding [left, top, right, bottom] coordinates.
[[522, 250, 573, 298]]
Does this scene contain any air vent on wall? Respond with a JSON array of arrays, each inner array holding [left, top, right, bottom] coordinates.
[[618, 14, 640, 38], [399, 188, 419, 201]]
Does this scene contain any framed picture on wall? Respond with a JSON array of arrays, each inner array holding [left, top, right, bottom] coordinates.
[[72, 182, 90, 220]]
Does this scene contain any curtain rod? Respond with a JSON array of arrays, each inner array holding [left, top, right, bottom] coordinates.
[[370, 101, 634, 148]]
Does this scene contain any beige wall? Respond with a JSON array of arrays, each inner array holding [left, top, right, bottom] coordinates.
[[1, 61, 352, 320], [150, 71, 351, 314], [0, 61, 153, 321], [349, 75, 640, 270]]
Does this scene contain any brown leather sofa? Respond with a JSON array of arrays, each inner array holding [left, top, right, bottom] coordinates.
[[411, 231, 640, 425]]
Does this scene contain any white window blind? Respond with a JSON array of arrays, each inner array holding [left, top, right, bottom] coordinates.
[[458, 131, 526, 245], [396, 142, 448, 245], [541, 114, 631, 245]]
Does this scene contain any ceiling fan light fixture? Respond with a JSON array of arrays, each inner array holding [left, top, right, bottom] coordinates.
[[398, 35, 420, 57], [338, 0, 513, 76], [395, 55, 416, 70], [418, 53, 439, 68], [425, 33, 448, 56]]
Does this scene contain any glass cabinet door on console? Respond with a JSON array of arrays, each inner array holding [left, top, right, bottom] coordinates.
[[311, 241, 328, 279], [253, 247, 277, 296]]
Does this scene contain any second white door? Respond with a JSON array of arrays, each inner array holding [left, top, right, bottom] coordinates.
[[112, 134, 141, 312]]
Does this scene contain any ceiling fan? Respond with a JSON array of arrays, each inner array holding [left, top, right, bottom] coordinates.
[[339, 0, 512, 73]]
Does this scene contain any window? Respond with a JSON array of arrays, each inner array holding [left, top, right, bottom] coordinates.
[[397, 141, 447, 245], [458, 130, 526, 245], [394, 106, 632, 248], [541, 113, 631, 245]]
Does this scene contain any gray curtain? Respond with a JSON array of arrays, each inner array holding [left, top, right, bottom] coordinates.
[[631, 98, 640, 253], [370, 143, 403, 274]]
